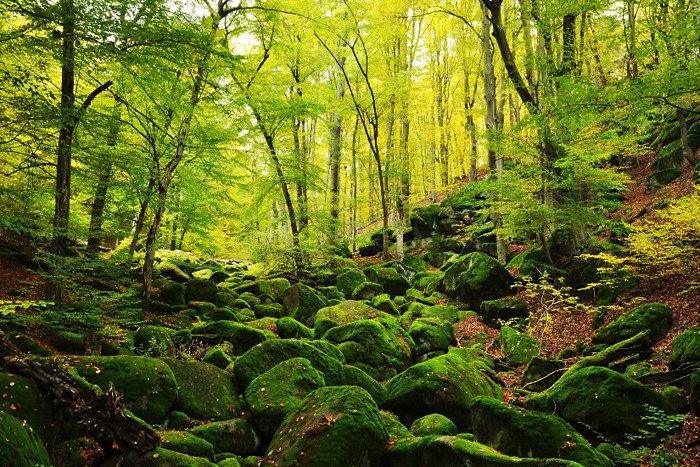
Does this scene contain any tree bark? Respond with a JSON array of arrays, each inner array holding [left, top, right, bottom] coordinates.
[[562, 13, 577, 76], [678, 109, 698, 165], [329, 70, 345, 238], [482, 4, 497, 172]]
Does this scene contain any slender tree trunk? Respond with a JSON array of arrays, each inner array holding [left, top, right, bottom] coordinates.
[[482, 3, 497, 172], [351, 116, 359, 253], [626, 0, 638, 78], [129, 177, 155, 260], [329, 73, 345, 238], [678, 109, 698, 165], [562, 13, 577, 76]]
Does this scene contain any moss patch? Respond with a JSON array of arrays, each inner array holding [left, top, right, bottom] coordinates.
[[0, 411, 51, 467], [314, 300, 394, 337], [189, 418, 259, 456], [592, 303, 673, 347], [159, 430, 215, 459], [191, 321, 268, 355], [410, 414, 458, 436]]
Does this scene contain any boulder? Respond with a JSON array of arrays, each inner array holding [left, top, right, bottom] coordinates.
[[189, 419, 259, 456], [351, 281, 384, 300], [471, 396, 613, 466], [164, 359, 243, 421], [158, 430, 215, 460], [410, 414, 458, 436], [592, 303, 673, 347], [263, 386, 388, 467], [399, 304, 461, 327], [521, 358, 565, 392], [125, 447, 216, 466], [480, 297, 528, 327], [440, 252, 515, 308], [314, 300, 393, 337], [499, 326, 541, 365], [408, 318, 453, 357], [159, 281, 186, 305], [0, 373, 58, 443], [383, 348, 501, 430], [335, 269, 368, 298], [381, 411, 412, 440], [191, 321, 268, 356], [134, 325, 175, 357], [256, 278, 291, 303], [282, 283, 329, 327], [370, 294, 401, 315], [185, 279, 219, 304], [671, 327, 700, 368], [201, 344, 234, 369], [0, 411, 51, 467], [276, 317, 314, 339]]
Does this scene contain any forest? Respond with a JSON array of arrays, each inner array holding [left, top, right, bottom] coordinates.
[[0, 0, 699, 466]]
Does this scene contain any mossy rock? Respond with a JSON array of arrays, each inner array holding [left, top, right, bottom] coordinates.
[[370, 294, 400, 315], [189, 419, 259, 456], [646, 168, 682, 192], [499, 326, 541, 366], [471, 396, 612, 466], [166, 411, 191, 430], [322, 317, 414, 381], [57, 355, 177, 423], [201, 345, 234, 370], [399, 304, 461, 328], [245, 357, 326, 436], [193, 269, 215, 280], [126, 448, 216, 466], [256, 278, 291, 303], [671, 327, 700, 368], [592, 303, 673, 347], [506, 248, 560, 279], [0, 373, 58, 444], [384, 435, 585, 466], [339, 365, 385, 405], [402, 253, 430, 273], [383, 348, 502, 430], [134, 325, 175, 358], [233, 339, 344, 390], [526, 366, 676, 444], [480, 298, 528, 327], [0, 411, 51, 467], [157, 262, 191, 283], [411, 271, 443, 292], [164, 359, 243, 421], [314, 300, 394, 337], [408, 318, 453, 357], [596, 443, 637, 466], [253, 303, 285, 319], [185, 279, 219, 304], [410, 414, 458, 436], [282, 283, 329, 327], [262, 386, 388, 467], [690, 371, 700, 414], [159, 430, 215, 460], [351, 281, 384, 300], [306, 340, 345, 363], [521, 358, 565, 392], [159, 281, 186, 305], [217, 458, 243, 467], [363, 266, 411, 297], [318, 286, 345, 301], [440, 252, 515, 308], [652, 139, 685, 170], [276, 317, 314, 339], [191, 321, 268, 356], [216, 291, 239, 308], [410, 204, 441, 239]]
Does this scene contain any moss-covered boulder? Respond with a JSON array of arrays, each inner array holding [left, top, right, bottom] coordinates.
[[410, 414, 458, 436], [189, 418, 259, 456], [322, 317, 414, 381], [363, 266, 411, 297], [253, 303, 285, 319], [0, 411, 51, 467], [159, 430, 215, 460], [527, 366, 676, 444], [383, 348, 502, 430], [690, 371, 700, 414], [440, 252, 515, 308], [480, 297, 528, 327], [384, 435, 584, 466], [262, 386, 388, 467], [351, 281, 384, 300], [164, 359, 243, 421], [134, 325, 175, 357], [276, 317, 314, 339], [339, 365, 385, 405], [191, 321, 268, 356], [245, 357, 326, 436], [521, 358, 565, 392], [282, 283, 329, 327], [408, 318, 453, 357], [592, 303, 673, 347], [335, 269, 368, 298], [370, 294, 400, 315], [126, 447, 216, 466], [159, 281, 186, 305], [201, 344, 234, 369], [185, 279, 219, 304], [256, 278, 291, 303], [381, 410, 412, 440], [671, 327, 700, 368], [399, 304, 461, 328], [233, 339, 344, 390], [471, 396, 612, 466], [57, 355, 177, 423], [314, 300, 394, 337], [499, 326, 541, 365], [0, 373, 57, 444]]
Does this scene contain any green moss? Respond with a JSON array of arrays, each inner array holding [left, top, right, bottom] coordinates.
[[653, 139, 685, 170], [190, 418, 259, 456], [410, 414, 458, 436], [480, 298, 528, 327], [0, 411, 51, 467], [166, 411, 191, 430], [159, 430, 215, 460], [381, 410, 412, 440], [363, 266, 411, 297], [192, 321, 268, 355], [592, 303, 673, 347], [217, 458, 243, 467], [339, 365, 385, 405], [164, 359, 243, 421], [440, 252, 515, 308], [383, 348, 502, 430], [370, 294, 400, 315], [185, 279, 219, 304], [499, 327, 541, 365], [56, 355, 177, 423], [253, 303, 285, 319], [256, 278, 291, 303], [350, 281, 384, 300], [134, 325, 175, 357], [159, 281, 186, 305], [521, 358, 565, 392], [411, 271, 443, 292], [238, 292, 261, 308], [133, 448, 216, 466], [314, 300, 394, 337], [402, 253, 430, 273], [690, 371, 700, 415], [526, 366, 676, 445], [262, 386, 388, 467], [276, 317, 314, 339], [596, 443, 637, 466], [0, 373, 57, 444], [671, 327, 700, 367], [398, 304, 461, 328], [245, 357, 326, 436], [282, 283, 329, 327], [201, 345, 234, 369], [318, 286, 345, 301], [471, 396, 612, 466], [408, 318, 453, 357]]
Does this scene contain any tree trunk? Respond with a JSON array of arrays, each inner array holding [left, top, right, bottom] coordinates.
[[562, 13, 577, 76], [129, 176, 155, 260], [678, 109, 698, 165], [482, 2, 498, 172], [626, 0, 638, 78], [329, 74, 345, 238], [351, 116, 359, 253]]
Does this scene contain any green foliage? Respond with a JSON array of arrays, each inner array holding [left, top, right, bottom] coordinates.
[[625, 404, 686, 445]]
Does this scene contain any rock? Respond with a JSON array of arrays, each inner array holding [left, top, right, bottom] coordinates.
[[410, 205, 441, 239], [134, 325, 175, 357], [314, 300, 394, 337], [592, 303, 673, 347], [0, 373, 58, 444], [339, 365, 385, 405], [190, 419, 259, 456], [191, 321, 268, 355], [408, 318, 453, 357], [158, 430, 215, 460], [410, 414, 458, 436], [276, 317, 314, 339], [239, 292, 261, 308], [335, 269, 367, 298], [440, 252, 515, 308], [0, 411, 51, 467], [499, 326, 541, 365], [245, 357, 326, 436], [646, 168, 682, 192], [690, 371, 700, 414], [256, 278, 291, 303], [526, 366, 676, 444], [363, 266, 411, 297], [253, 303, 285, 319], [282, 283, 329, 327], [185, 279, 219, 304], [166, 411, 191, 430], [384, 435, 584, 466], [57, 355, 177, 423], [521, 358, 565, 392], [381, 411, 412, 440], [158, 262, 191, 283], [125, 447, 216, 466], [262, 386, 388, 467], [471, 396, 612, 466], [671, 327, 700, 368], [402, 253, 430, 272], [383, 348, 502, 430], [596, 443, 637, 466], [164, 359, 243, 421], [399, 304, 461, 327], [370, 294, 400, 315], [351, 281, 384, 300], [322, 318, 414, 381], [193, 269, 215, 281], [159, 281, 186, 305], [201, 344, 234, 369], [318, 286, 345, 301], [480, 297, 528, 327], [209, 271, 230, 283]]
